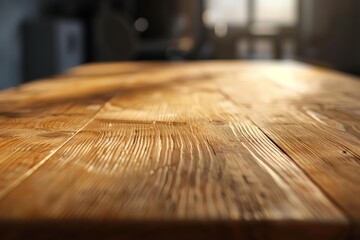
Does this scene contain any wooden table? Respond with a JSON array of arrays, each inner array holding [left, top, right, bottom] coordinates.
[[0, 61, 359, 239]]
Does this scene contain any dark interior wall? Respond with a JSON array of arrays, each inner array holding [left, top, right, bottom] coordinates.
[[0, 0, 42, 90], [298, 0, 360, 74]]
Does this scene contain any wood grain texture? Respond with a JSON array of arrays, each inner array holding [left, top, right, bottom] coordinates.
[[0, 61, 359, 239], [215, 61, 360, 238], [0, 78, 113, 200]]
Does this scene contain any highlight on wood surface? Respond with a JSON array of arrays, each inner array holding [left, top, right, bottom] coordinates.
[[0, 61, 359, 239]]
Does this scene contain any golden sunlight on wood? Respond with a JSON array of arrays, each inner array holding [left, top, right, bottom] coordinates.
[[0, 61, 359, 239]]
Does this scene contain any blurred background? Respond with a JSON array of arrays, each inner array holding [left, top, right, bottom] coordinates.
[[0, 0, 359, 90]]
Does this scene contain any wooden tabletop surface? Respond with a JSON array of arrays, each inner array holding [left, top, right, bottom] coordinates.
[[0, 61, 359, 239]]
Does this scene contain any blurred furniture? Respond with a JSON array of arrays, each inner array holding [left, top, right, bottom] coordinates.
[[23, 19, 84, 81], [247, 24, 283, 59], [93, 0, 205, 60], [94, 4, 136, 61], [0, 61, 359, 239], [209, 26, 247, 59], [135, 0, 205, 59]]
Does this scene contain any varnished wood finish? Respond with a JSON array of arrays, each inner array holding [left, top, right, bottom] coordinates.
[[0, 61, 359, 239]]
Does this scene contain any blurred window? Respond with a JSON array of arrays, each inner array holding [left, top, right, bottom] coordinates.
[[255, 0, 297, 26], [203, 0, 248, 27], [204, 0, 297, 27]]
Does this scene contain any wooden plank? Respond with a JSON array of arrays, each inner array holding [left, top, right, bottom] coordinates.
[[216, 61, 360, 237], [0, 76, 348, 239], [245, 107, 360, 238], [0, 71, 121, 198], [0, 61, 207, 198]]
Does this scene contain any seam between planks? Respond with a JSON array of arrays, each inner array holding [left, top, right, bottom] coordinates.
[[260, 71, 357, 237], [250, 121, 355, 240], [216, 87, 353, 229], [0, 97, 116, 201]]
